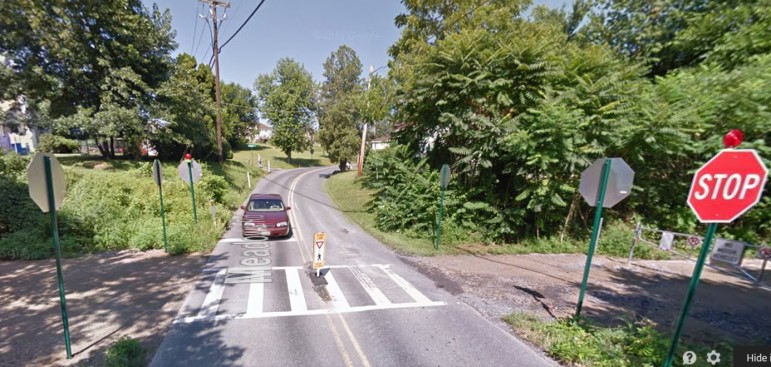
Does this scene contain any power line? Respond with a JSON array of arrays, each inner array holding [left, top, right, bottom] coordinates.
[[193, 13, 208, 59], [191, 3, 201, 54], [209, 0, 267, 65]]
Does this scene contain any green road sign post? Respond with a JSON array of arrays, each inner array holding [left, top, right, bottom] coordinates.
[[663, 224, 717, 367], [435, 164, 451, 250], [247, 143, 257, 165], [576, 159, 611, 317], [28, 153, 72, 359], [152, 160, 169, 252], [187, 161, 198, 224], [575, 157, 635, 317], [178, 154, 202, 224], [663, 136, 768, 367]]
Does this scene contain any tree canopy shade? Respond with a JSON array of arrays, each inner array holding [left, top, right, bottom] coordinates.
[[254, 58, 316, 162], [317, 45, 364, 170]]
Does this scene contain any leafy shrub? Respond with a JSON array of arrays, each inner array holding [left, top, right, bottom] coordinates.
[[37, 134, 80, 153], [199, 175, 229, 203], [506, 314, 734, 367], [106, 337, 145, 367], [0, 151, 28, 178]]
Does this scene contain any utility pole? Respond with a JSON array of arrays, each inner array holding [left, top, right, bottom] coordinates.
[[201, 0, 229, 164], [357, 65, 375, 177]]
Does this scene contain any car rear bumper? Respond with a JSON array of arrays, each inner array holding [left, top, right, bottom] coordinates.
[[242, 226, 290, 238]]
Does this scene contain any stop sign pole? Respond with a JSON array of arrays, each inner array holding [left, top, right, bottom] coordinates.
[[664, 143, 768, 366], [27, 153, 72, 359]]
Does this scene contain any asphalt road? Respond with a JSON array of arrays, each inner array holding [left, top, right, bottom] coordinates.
[[151, 166, 558, 367]]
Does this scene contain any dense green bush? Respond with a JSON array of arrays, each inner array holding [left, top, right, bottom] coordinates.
[[37, 134, 80, 153], [106, 337, 145, 367], [0, 157, 249, 260], [506, 314, 734, 367], [363, 145, 488, 243], [0, 151, 28, 178]]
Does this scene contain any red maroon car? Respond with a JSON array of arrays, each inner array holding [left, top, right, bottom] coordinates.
[[241, 193, 292, 238]]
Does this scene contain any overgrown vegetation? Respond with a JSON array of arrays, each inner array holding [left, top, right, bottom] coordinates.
[[368, 0, 770, 247], [36, 134, 80, 153], [505, 313, 733, 367], [0, 151, 257, 260], [105, 337, 145, 367], [328, 168, 670, 259]]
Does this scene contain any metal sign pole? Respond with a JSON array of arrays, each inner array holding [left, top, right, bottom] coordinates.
[[435, 186, 445, 250], [154, 160, 168, 253], [576, 158, 611, 317], [187, 161, 198, 224], [159, 183, 168, 253], [663, 223, 717, 367], [45, 156, 72, 359]]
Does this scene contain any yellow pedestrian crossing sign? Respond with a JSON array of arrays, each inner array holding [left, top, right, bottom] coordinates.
[[312, 232, 326, 270]]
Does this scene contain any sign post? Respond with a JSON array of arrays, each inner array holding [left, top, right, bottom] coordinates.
[[664, 132, 768, 367], [178, 154, 202, 224], [435, 164, 451, 250], [312, 232, 327, 277], [27, 153, 72, 359], [576, 157, 634, 317], [152, 160, 168, 252], [247, 143, 257, 165]]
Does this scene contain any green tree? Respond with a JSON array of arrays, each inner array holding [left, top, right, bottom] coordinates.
[[0, 1, 176, 116], [149, 54, 216, 160], [221, 82, 258, 147], [254, 58, 316, 162], [1, 0, 176, 158], [318, 45, 364, 170], [582, 0, 771, 75]]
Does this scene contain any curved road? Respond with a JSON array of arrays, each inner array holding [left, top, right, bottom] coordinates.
[[151, 166, 558, 367]]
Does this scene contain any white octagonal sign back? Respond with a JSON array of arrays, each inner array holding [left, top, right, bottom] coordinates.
[[27, 153, 66, 212], [579, 158, 634, 208]]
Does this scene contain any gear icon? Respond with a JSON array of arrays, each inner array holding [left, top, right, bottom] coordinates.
[[707, 350, 721, 365]]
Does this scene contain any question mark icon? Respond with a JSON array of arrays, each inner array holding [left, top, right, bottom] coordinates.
[[683, 351, 697, 365]]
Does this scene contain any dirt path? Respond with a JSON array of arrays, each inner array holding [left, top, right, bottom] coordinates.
[[0, 250, 206, 366], [412, 253, 771, 346], [2, 250, 769, 366]]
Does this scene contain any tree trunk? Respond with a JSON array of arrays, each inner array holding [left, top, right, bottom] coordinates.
[[109, 137, 115, 158], [560, 193, 580, 243], [95, 136, 109, 159], [287, 151, 292, 164]]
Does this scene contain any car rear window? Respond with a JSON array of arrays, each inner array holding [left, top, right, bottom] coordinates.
[[247, 199, 285, 211]]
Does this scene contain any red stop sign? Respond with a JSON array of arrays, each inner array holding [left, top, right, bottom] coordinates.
[[687, 149, 768, 223]]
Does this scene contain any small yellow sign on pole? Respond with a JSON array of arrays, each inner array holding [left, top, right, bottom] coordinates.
[[312, 232, 326, 277]]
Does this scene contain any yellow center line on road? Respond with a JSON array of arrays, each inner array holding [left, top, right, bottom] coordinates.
[[286, 166, 372, 367], [286, 167, 329, 263], [326, 313, 355, 367]]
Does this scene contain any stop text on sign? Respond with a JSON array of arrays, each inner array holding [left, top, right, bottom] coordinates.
[[692, 173, 763, 200], [687, 149, 768, 223]]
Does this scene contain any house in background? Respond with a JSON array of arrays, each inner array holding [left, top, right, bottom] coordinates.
[[370, 136, 390, 151], [251, 122, 272, 142], [1, 96, 38, 154]]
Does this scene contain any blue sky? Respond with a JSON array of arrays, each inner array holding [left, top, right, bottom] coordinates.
[[146, 0, 570, 88]]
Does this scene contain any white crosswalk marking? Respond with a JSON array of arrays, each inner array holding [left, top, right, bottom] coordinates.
[[246, 283, 264, 315], [379, 265, 432, 304], [324, 270, 352, 311], [349, 266, 391, 306], [198, 269, 227, 318], [178, 265, 444, 323], [285, 268, 307, 312]]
